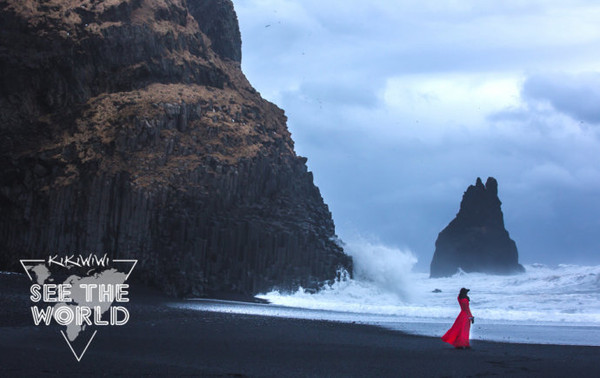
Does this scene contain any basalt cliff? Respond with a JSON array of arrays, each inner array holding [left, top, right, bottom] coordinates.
[[430, 177, 524, 277], [0, 0, 352, 296]]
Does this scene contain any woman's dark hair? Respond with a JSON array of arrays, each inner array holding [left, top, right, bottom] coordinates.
[[459, 288, 470, 301]]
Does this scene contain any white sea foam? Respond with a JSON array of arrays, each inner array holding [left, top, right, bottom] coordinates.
[[258, 240, 600, 328], [0, 271, 22, 275], [173, 240, 600, 345]]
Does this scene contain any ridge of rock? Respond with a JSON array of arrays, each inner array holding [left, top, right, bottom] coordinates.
[[430, 177, 524, 277], [0, 0, 352, 296]]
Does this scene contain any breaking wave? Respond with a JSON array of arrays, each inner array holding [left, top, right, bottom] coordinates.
[[259, 240, 600, 325]]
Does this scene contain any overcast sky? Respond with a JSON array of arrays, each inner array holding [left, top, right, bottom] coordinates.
[[232, 0, 600, 271]]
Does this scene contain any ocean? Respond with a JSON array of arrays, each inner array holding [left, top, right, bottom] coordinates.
[[176, 240, 600, 346]]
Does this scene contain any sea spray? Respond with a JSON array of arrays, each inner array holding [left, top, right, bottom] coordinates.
[[259, 240, 600, 326], [170, 260, 600, 346], [344, 238, 418, 301], [259, 238, 422, 312]]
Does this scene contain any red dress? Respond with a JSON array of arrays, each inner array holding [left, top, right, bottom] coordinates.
[[441, 297, 473, 348]]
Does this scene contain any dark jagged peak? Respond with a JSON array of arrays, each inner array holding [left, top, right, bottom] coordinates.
[[457, 177, 503, 228], [430, 177, 524, 278]]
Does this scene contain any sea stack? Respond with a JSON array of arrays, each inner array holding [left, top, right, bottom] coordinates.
[[0, 0, 351, 296], [430, 177, 524, 277]]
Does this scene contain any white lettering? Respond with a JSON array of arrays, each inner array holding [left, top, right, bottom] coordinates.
[[31, 306, 54, 325]]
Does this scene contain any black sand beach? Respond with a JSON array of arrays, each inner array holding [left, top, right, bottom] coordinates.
[[1, 274, 599, 377]]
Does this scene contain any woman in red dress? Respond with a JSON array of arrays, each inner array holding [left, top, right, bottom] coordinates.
[[441, 288, 474, 349]]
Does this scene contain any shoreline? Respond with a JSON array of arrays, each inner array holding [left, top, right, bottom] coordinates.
[[176, 297, 600, 347], [2, 304, 600, 377], [2, 275, 600, 376]]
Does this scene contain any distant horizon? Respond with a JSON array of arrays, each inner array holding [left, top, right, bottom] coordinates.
[[234, 0, 600, 270]]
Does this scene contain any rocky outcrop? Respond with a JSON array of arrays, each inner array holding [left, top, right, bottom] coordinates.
[[0, 0, 351, 296], [430, 177, 524, 277], [187, 0, 241, 63]]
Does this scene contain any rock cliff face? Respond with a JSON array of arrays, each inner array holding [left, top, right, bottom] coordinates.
[[430, 177, 524, 277], [0, 0, 351, 296]]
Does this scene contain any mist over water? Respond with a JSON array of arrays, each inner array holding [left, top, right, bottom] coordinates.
[[344, 238, 417, 301], [259, 240, 600, 327]]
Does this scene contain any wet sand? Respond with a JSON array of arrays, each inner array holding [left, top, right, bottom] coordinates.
[[1, 274, 599, 377]]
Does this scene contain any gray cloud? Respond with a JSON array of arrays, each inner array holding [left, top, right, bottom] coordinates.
[[522, 72, 600, 124], [234, 0, 600, 270], [289, 81, 381, 109]]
